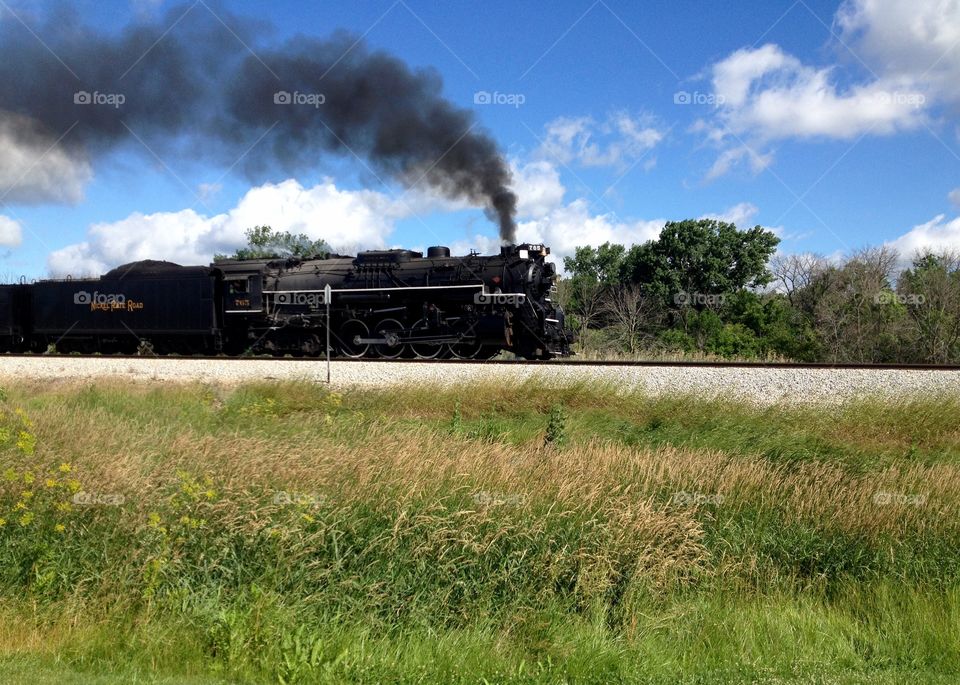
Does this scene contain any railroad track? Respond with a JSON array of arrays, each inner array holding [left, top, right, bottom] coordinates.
[[3, 354, 958, 403], [2, 353, 960, 371]]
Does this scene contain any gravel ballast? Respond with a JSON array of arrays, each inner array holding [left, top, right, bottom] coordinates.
[[1, 357, 959, 404]]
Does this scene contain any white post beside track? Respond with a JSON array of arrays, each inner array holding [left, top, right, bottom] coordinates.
[[324, 283, 332, 384]]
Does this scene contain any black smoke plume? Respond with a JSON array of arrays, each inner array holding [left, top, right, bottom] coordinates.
[[0, 5, 518, 242]]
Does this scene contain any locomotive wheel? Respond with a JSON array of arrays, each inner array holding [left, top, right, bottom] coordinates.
[[374, 318, 406, 359], [339, 319, 370, 358], [447, 340, 483, 359], [409, 318, 444, 359]]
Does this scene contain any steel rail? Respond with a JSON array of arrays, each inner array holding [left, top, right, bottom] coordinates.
[[3, 354, 960, 371]]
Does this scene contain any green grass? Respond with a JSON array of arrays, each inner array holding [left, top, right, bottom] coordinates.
[[0, 378, 958, 683]]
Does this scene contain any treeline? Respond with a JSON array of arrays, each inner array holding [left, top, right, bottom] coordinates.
[[557, 218, 960, 363]]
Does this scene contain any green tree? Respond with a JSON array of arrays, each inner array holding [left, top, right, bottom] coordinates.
[[805, 247, 906, 363], [562, 242, 627, 288], [561, 243, 627, 343], [620, 219, 780, 301], [715, 291, 820, 361], [215, 226, 331, 261], [898, 252, 960, 364]]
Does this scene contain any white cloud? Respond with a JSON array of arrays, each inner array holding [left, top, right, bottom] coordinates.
[[705, 145, 773, 180], [47, 179, 407, 277], [949, 187, 960, 208], [708, 44, 927, 145], [887, 212, 960, 258], [510, 160, 565, 219], [537, 112, 664, 171], [0, 112, 93, 205], [711, 43, 797, 109], [837, 0, 960, 101], [512, 200, 664, 273], [700, 202, 759, 226], [696, 0, 960, 178], [0, 215, 22, 247]]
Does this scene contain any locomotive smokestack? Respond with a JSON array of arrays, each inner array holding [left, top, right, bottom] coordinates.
[[0, 4, 517, 238], [492, 190, 517, 244]]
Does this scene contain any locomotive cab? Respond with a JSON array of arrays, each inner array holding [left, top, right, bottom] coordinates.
[[222, 274, 263, 313]]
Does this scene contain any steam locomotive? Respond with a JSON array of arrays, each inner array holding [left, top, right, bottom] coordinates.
[[0, 243, 574, 359]]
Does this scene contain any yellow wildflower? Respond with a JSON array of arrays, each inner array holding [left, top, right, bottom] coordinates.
[[0, 517, 6, 527], [58, 463, 72, 473], [21, 490, 32, 500], [45, 478, 57, 488], [3, 468, 16, 482], [54, 524, 65, 533], [18, 512, 33, 526], [13, 501, 26, 511], [16, 431, 36, 455], [23, 471, 34, 484]]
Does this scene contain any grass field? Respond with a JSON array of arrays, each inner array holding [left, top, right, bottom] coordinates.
[[0, 378, 958, 683]]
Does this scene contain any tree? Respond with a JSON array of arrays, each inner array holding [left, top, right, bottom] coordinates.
[[601, 284, 659, 356], [562, 242, 627, 288], [714, 290, 820, 361], [770, 253, 829, 307], [620, 219, 780, 302], [561, 243, 628, 344], [898, 251, 960, 364], [564, 277, 606, 347], [215, 226, 331, 261], [807, 247, 906, 363]]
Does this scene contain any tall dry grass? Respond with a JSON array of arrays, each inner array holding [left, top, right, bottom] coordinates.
[[0, 379, 957, 683]]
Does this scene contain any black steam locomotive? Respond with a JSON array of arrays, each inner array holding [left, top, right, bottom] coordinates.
[[0, 243, 573, 360]]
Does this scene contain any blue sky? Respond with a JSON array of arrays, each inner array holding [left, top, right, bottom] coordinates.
[[1, 0, 959, 278]]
